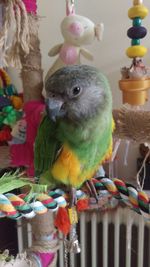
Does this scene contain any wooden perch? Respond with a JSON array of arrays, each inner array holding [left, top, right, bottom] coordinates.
[[29, 212, 59, 266], [113, 107, 150, 143]]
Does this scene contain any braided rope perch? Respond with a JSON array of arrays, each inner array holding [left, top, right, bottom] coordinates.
[[0, 177, 150, 220]]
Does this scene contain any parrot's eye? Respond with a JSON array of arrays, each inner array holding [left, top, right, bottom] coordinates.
[[72, 86, 82, 97]]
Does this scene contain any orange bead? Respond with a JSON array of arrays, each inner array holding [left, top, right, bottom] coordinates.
[[10, 96, 23, 110]]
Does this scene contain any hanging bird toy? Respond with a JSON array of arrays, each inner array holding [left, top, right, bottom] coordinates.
[[0, 69, 23, 145], [119, 0, 150, 106]]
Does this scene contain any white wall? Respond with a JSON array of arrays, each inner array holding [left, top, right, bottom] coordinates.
[[9, 0, 150, 181]]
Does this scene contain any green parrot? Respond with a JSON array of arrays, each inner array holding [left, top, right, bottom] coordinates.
[[34, 65, 113, 201]]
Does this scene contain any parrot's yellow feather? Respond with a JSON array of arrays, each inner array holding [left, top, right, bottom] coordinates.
[[51, 137, 113, 188], [51, 144, 81, 187]]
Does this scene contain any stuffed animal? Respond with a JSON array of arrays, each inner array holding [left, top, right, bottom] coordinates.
[[45, 13, 104, 81]]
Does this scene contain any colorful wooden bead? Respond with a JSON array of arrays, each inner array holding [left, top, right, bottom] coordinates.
[[0, 96, 11, 110], [128, 5, 148, 19], [131, 39, 140, 45], [10, 96, 23, 110], [133, 17, 142, 26], [127, 26, 147, 39], [126, 45, 147, 58], [4, 85, 17, 96]]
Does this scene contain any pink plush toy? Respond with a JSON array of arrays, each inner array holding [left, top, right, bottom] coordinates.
[[45, 3, 104, 80]]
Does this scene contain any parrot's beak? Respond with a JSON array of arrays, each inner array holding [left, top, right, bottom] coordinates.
[[46, 97, 65, 122]]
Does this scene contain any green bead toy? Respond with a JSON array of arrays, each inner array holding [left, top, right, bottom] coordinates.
[[131, 39, 140, 45], [133, 17, 142, 26]]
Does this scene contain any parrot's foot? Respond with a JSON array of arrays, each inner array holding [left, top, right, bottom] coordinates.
[[69, 187, 77, 208], [86, 180, 98, 203]]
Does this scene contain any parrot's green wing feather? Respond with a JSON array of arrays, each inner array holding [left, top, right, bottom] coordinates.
[[34, 115, 61, 185]]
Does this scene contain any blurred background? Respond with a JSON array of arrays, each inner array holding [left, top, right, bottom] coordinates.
[[8, 0, 150, 182]]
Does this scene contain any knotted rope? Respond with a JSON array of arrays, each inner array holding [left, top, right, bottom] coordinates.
[[0, 0, 30, 68], [0, 177, 150, 220]]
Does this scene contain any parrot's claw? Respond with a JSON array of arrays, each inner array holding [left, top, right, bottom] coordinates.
[[69, 187, 77, 208], [86, 180, 99, 203]]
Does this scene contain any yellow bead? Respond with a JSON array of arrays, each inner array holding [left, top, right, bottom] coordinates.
[[128, 5, 148, 19], [126, 45, 147, 58], [68, 207, 78, 224]]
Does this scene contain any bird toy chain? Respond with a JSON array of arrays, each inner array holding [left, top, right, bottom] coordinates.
[[66, 0, 75, 15]]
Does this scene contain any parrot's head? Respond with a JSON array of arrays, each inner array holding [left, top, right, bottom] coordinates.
[[45, 65, 112, 124]]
